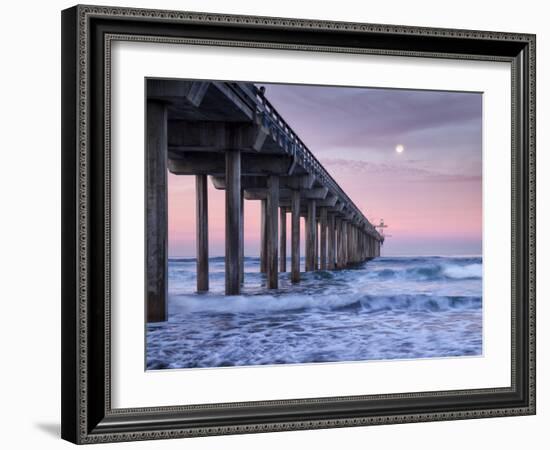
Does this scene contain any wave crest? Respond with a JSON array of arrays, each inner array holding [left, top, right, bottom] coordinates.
[[441, 263, 482, 279], [370, 262, 481, 281], [169, 293, 481, 315]]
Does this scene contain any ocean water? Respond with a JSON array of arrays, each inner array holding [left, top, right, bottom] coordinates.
[[146, 256, 482, 370]]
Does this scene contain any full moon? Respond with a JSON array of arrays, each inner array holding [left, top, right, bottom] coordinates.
[[395, 144, 405, 154]]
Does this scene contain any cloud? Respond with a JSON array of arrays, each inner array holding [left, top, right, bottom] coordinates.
[[261, 84, 482, 154], [322, 158, 481, 184]]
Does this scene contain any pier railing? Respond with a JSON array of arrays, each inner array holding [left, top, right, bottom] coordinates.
[[228, 82, 381, 239]]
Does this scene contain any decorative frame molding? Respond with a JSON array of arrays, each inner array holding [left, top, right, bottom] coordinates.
[[61, 4, 536, 444]]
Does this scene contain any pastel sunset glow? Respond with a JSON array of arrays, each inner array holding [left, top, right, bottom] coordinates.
[[168, 83, 482, 257]]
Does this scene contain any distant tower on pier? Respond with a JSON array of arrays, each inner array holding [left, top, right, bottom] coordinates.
[[375, 219, 391, 239]]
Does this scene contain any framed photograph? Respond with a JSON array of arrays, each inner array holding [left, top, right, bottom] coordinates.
[[61, 4, 536, 444]]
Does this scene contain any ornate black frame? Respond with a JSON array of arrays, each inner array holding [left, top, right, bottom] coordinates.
[[61, 4, 536, 444]]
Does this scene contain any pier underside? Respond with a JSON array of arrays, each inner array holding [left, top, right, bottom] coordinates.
[[146, 79, 383, 322]]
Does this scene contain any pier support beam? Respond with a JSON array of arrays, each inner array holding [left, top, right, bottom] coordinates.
[[260, 199, 267, 273], [359, 230, 363, 261], [305, 199, 316, 271], [266, 176, 279, 289], [349, 225, 358, 264], [352, 226, 355, 262], [340, 219, 346, 268], [357, 229, 361, 263], [335, 217, 342, 269], [351, 225, 355, 263], [291, 190, 301, 283], [365, 234, 370, 259], [314, 220, 319, 270], [195, 174, 209, 292], [369, 236, 373, 258], [369, 236, 374, 258], [351, 226, 357, 264], [348, 223, 355, 265], [355, 228, 358, 262], [320, 208, 327, 270], [146, 100, 168, 322], [342, 221, 349, 267], [240, 189, 244, 284], [279, 207, 287, 272], [225, 150, 241, 295], [327, 213, 336, 270]]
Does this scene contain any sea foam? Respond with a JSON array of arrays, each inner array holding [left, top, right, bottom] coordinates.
[[147, 255, 483, 369]]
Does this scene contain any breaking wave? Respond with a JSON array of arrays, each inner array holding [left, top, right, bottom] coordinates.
[[169, 292, 480, 315], [147, 255, 483, 369], [369, 261, 481, 281]]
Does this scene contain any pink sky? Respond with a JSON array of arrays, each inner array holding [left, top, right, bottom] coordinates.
[[168, 84, 482, 257]]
